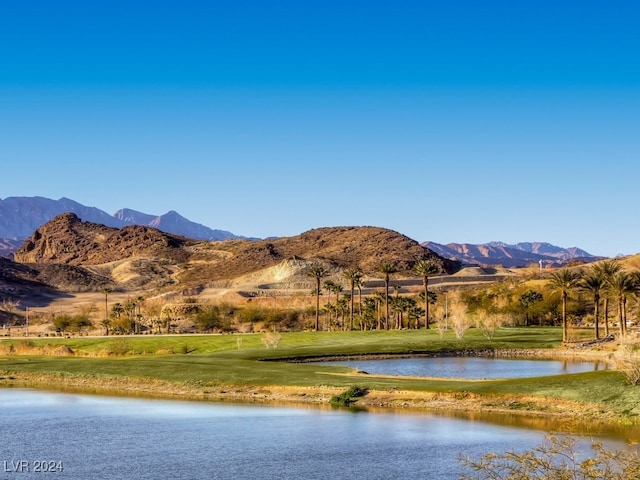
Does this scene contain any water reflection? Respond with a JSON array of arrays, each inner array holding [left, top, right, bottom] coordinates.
[[0, 389, 636, 480], [317, 356, 608, 379]]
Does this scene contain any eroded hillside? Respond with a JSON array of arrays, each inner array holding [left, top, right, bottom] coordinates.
[[11, 215, 458, 295]]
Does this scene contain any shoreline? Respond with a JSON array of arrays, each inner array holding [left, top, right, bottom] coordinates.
[[282, 347, 618, 363], [1, 355, 636, 441], [2, 373, 637, 440], [0, 369, 622, 420], [1, 342, 637, 439]]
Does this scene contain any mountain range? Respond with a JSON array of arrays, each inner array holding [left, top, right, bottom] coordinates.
[[422, 241, 603, 268], [0, 196, 602, 267], [2, 213, 457, 304], [0, 196, 243, 257]]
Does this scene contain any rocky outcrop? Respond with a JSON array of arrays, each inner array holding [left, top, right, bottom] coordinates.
[[0, 196, 244, 258], [14, 213, 192, 266], [179, 226, 459, 285], [12, 216, 458, 294]]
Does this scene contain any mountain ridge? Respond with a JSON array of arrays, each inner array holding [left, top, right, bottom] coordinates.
[[8, 214, 459, 299], [0, 196, 244, 257], [0, 196, 603, 267], [423, 241, 603, 268]]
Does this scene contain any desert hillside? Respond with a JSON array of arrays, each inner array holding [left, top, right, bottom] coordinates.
[[9, 214, 459, 299], [14, 212, 193, 265]]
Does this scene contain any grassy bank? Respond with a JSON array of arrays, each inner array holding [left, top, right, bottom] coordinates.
[[0, 328, 637, 431]]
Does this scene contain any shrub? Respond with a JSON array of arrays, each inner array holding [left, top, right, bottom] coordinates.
[[330, 386, 368, 407], [613, 343, 640, 386], [459, 434, 640, 479], [262, 332, 282, 349], [107, 338, 132, 356]]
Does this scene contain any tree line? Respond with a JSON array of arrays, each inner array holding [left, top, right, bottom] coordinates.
[[2, 259, 639, 339]]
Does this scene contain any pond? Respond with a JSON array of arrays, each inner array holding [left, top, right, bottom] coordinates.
[[1, 388, 628, 480], [316, 356, 609, 379]]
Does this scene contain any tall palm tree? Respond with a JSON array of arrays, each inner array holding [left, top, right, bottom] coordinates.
[[102, 287, 112, 329], [547, 268, 581, 343], [373, 291, 386, 330], [414, 259, 439, 329], [578, 269, 606, 339], [306, 264, 328, 331], [376, 261, 396, 330], [593, 260, 622, 336], [606, 271, 638, 339], [323, 280, 336, 304], [354, 276, 364, 316], [342, 268, 362, 331], [323, 280, 340, 325], [334, 284, 344, 328]]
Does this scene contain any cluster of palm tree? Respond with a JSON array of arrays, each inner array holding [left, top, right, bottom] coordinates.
[[550, 260, 639, 342], [102, 294, 146, 335], [306, 257, 640, 338], [306, 259, 441, 331]]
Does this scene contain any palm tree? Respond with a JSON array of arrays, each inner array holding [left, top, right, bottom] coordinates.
[[606, 271, 638, 339], [578, 269, 606, 339], [323, 280, 337, 304], [413, 260, 439, 329], [102, 287, 112, 331], [342, 268, 362, 331], [373, 291, 386, 330], [135, 295, 145, 334], [334, 284, 344, 328], [362, 297, 377, 330], [100, 318, 111, 336], [323, 280, 340, 325], [593, 260, 622, 336], [392, 284, 401, 329], [306, 264, 328, 331], [354, 276, 364, 316], [519, 290, 543, 327], [376, 261, 396, 329], [547, 268, 581, 343]]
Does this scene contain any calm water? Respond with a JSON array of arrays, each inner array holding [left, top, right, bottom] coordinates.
[[0, 389, 564, 480], [1, 389, 633, 480], [317, 356, 608, 379]]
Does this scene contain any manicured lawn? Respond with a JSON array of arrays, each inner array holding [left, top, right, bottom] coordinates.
[[2, 326, 570, 357], [0, 327, 636, 419]]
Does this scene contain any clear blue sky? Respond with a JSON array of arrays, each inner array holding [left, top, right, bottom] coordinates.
[[2, 1, 639, 257]]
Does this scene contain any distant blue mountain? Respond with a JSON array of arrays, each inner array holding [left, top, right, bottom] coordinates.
[[113, 208, 241, 242], [422, 241, 604, 267], [0, 196, 247, 257]]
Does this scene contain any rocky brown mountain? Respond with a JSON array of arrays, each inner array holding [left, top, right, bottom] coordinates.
[[0, 196, 244, 259], [182, 226, 459, 284], [10, 215, 458, 295], [14, 212, 193, 266]]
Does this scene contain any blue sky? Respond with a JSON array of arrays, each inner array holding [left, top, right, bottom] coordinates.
[[1, 1, 639, 257]]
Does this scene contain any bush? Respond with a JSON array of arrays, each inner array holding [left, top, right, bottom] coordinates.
[[107, 338, 132, 356], [330, 386, 368, 407], [614, 343, 640, 386], [262, 332, 282, 349], [459, 434, 640, 479]]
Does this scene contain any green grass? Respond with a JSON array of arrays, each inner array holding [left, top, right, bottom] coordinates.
[[3, 327, 566, 357], [0, 327, 637, 421]]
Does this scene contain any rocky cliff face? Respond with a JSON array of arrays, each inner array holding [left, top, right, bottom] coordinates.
[[14, 213, 192, 266]]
